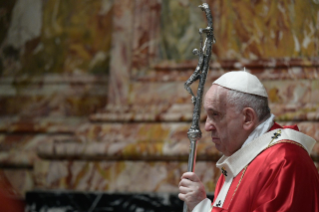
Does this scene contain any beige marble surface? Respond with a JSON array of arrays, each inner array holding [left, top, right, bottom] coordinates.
[[33, 160, 219, 193]]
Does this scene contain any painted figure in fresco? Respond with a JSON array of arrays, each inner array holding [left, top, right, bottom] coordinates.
[[178, 71, 319, 212]]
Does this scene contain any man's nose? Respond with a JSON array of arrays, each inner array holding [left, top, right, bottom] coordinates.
[[205, 117, 215, 131]]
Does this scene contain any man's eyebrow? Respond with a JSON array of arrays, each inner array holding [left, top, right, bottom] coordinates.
[[206, 108, 219, 113]]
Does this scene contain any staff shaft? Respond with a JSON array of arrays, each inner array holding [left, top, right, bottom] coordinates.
[[182, 3, 215, 212]]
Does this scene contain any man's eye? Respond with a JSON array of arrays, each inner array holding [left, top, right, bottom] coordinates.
[[209, 113, 218, 118]]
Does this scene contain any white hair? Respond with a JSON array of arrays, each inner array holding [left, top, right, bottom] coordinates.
[[227, 89, 270, 122]]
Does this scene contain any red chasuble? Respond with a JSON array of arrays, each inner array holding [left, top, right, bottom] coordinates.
[[211, 123, 319, 212]]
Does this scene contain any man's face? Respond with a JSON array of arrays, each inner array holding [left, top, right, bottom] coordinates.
[[204, 85, 247, 156]]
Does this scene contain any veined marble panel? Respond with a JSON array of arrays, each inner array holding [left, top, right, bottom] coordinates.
[[159, 0, 319, 60], [35, 122, 319, 161], [91, 77, 319, 122], [132, 0, 161, 70], [33, 160, 219, 193], [0, 116, 86, 134], [0, 0, 113, 76], [0, 134, 75, 167], [135, 61, 319, 82], [107, 0, 134, 105], [209, 0, 319, 59], [0, 74, 108, 117], [131, 0, 319, 75], [0, 169, 33, 197]]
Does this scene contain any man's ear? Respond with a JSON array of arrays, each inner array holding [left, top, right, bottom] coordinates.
[[242, 107, 258, 131]]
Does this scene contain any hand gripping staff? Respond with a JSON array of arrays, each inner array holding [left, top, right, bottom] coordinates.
[[183, 3, 215, 212]]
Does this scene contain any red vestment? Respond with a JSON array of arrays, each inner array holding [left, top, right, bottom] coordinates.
[[211, 123, 319, 211]]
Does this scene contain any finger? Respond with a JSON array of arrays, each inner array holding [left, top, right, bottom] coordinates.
[[179, 178, 193, 187], [179, 185, 192, 194], [181, 172, 200, 182], [178, 193, 186, 201]]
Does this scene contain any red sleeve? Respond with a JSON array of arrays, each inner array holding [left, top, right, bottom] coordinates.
[[253, 144, 319, 212]]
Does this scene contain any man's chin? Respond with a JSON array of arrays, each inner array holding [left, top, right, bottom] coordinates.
[[214, 143, 222, 152], [214, 144, 229, 156]]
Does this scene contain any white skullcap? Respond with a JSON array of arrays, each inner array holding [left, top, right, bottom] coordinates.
[[212, 71, 268, 98]]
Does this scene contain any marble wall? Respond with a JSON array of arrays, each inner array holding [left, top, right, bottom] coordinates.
[[0, 1, 319, 210], [0, 0, 113, 200]]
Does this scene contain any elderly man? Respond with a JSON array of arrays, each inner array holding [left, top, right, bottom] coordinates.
[[178, 71, 319, 211]]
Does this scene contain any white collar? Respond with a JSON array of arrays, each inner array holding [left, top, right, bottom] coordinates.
[[216, 124, 316, 178], [242, 114, 275, 147]]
